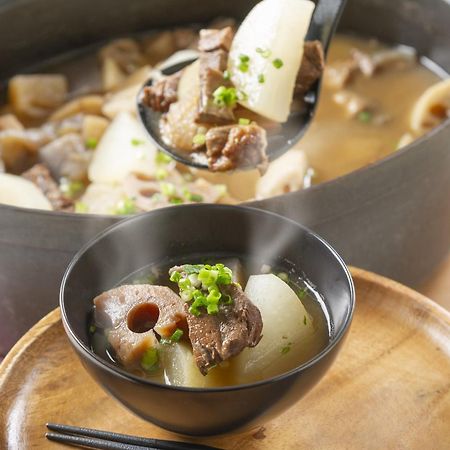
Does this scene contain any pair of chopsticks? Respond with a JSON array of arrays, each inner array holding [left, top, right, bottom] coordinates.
[[45, 423, 223, 450]]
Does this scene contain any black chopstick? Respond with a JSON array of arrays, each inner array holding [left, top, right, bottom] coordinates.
[[46, 423, 223, 450]]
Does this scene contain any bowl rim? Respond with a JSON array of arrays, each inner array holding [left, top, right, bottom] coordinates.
[[60, 203, 355, 393]]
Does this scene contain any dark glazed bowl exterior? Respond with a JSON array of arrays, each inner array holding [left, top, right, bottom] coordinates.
[[1, 0, 449, 355], [60, 205, 355, 436]]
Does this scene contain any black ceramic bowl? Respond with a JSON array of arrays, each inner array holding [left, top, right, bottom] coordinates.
[[60, 204, 354, 436]]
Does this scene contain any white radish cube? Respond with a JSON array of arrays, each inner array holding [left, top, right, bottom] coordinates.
[[229, 0, 315, 122], [0, 173, 52, 210], [88, 111, 157, 184], [234, 274, 314, 381]]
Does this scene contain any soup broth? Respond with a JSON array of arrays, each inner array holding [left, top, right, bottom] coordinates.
[[90, 254, 330, 387]]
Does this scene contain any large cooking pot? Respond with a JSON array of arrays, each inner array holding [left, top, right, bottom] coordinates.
[[0, 0, 449, 355]]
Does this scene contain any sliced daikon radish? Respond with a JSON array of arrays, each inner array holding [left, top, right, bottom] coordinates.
[[88, 111, 157, 184], [229, 0, 315, 122], [177, 60, 200, 101], [0, 173, 52, 210], [234, 274, 314, 381], [410, 78, 450, 135], [161, 342, 223, 388]]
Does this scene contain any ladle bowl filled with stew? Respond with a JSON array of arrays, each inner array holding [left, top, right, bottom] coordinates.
[[60, 205, 355, 436], [0, 0, 449, 355]]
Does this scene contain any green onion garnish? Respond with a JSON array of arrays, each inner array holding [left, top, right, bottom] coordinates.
[[161, 328, 184, 345], [297, 287, 308, 300], [89, 324, 96, 334], [277, 272, 289, 283], [272, 58, 284, 69], [238, 62, 249, 73], [131, 138, 145, 146], [155, 152, 172, 165], [160, 182, 176, 197], [140, 347, 159, 372], [223, 70, 231, 81], [238, 118, 251, 126], [114, 197, 137, 215], [258, 74, 265, 84], [193, 134, 206, 146], [256, 47, 271, 58], [303, 315, 307, 325], [169, 197, 184, 205], [281, 344, 292, 355], [183, 189, 203, 202], [213, 86, 238, 108], [357, 111, 372, 123], [169, 263, 234, 316], [75, 202, 88, 213], [85, 137, 98, 149], [60, 180, 85, 198], [239, 54, 250, 63], [155, 168, 168, 180]]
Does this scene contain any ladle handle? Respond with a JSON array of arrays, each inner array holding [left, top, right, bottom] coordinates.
[[306, 0, 348, 53]]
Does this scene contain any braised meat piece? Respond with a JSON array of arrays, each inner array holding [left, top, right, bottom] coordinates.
[[143, 71, 182, 113], [94, 285, 186, 368], [198, 27, 234, 52], [22, 164, 74, 211], [185, 283, 263, 375], [197, 68, 235, 124], [196, 28, 236, 124], [205, 124, 268, 172], [295, 41, 325, 96]]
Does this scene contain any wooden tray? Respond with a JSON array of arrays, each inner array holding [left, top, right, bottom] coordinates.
[[1, 268, 449, 450]]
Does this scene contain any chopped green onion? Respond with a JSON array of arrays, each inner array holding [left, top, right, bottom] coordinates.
[[160, 182, 176, 197], [155, 152, 173, 165], [223, 70, 231, 81], [75, 202, 88, 213], [89, 324, 96, 334], [213, 86, 238, 108], [303, 315, 307, 325], [155, 168, 168, 180], [238, 62, 249, 73], [238, 118, 251, 126], [257, 74, 265, 84], [131, 138, 145, 146], [357, 111, 372, 123], [277, 272, 289, 283], [281, 344, 291, 355], [256, 47, 271, 58], [161, 328, 184, 345], [297, 287, 308, 300], [114, 197, 137, 215], [193, 134, 206, 146], [140, 347, 159, 372], [170, 263, 234, 316], [85, 137, 98, 149], [272, 58, 284, 69], [183, 189, 203, 202], [169, 197, 184, 205], [60, 180, 85, 198], [239, 54, 250, 63]]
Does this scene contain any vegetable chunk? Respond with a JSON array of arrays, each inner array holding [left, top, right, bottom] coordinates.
[[234, 274, 315, 381]]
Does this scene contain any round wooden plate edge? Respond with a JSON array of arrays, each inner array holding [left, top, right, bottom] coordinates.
[[1, 267, 450, 387]]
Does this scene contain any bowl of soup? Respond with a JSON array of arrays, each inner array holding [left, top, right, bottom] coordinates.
[[60, 204, 354, 435], [0, 0, 449, 355]]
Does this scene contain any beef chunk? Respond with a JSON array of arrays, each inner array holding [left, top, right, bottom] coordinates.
[[94, 285, 186, 368], [143, 71, 182, 113], [39, 133, 91, 181], [199, 49, 228, 73], [205, 124, 268, 172], [22, 163, 74, 211], [196, 28, 236, 124], [198, 27, 234, 53], [197, 68, 235, 124], [186, 283, 263, 375], [295, 41, 325, 96]]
